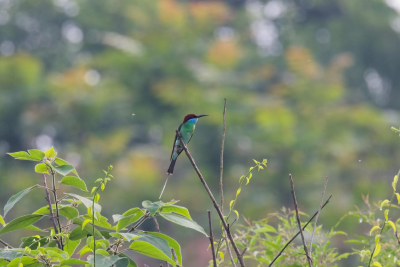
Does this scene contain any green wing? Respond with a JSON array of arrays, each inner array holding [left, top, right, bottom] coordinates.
[[170, 123, 182, 161]]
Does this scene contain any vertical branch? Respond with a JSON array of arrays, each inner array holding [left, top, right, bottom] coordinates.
[[309, 176, 329, 256], [220, 99, 227, 209], [208, 211, 217, 267], [223, 233, 237, 267], [176, 130, 246, 267], [50, 170, 63, 249], [289, 174, 312, 267], [42, 174, 62, 250]]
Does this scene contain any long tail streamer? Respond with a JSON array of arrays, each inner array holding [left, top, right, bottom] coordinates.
[[159, 174, 171, 199]]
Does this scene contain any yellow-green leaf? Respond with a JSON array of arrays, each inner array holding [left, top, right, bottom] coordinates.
[[44, 147, 57, 158], [253, 159, 258, 164], [372, 243, 381, 258], [82, 219, 91, 230], [229, 200, 234, 209], [236, 188, 241, 197], [380, 199, 389, 210], [369, 226, 380, 236], [233, 210, 239, 219], [372, 262, 382, 267], [387, 220, 396, 232], [396, 193, 400, 204], [101, 183, 105, 191], [384, 209, 389, 221]]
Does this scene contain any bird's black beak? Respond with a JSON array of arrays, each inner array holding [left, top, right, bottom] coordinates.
[[196, 114, 208, 118]]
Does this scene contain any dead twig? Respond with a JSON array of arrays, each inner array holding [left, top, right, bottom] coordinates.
[[0, 239, 12, 248], [289, 174, 312, 267], [309, 176, 329, 255], [208, 211, 217, 267], [176, 129, 246, 267]]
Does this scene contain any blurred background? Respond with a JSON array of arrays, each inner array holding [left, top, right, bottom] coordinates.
[[1, 0, 400, 265]]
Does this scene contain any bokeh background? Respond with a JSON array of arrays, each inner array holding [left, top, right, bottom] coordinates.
[[1, 0, 400, 266]]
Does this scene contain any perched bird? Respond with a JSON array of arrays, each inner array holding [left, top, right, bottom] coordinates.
[[159, 113, 208, 199]]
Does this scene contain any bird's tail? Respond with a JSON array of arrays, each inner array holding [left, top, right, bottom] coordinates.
[[159, 174, 171, 199], [167, 159, 176, 175]]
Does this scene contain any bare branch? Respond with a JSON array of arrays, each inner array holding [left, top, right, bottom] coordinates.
[[42, 174, 62, 250], [309, 176, 329, 255], [220, 99, 227, 209], [208, 211, 217, 267], [176, 129, 246, 267], [223, 231, 237, 267], [289, 174, 312, 267], [269, 195, 332, 266]]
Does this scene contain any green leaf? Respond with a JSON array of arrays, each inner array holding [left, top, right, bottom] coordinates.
[[0, 214, 43, 236], [82, 214, 114, 230], [33, 205, 79, 220], [8, 151, 42, 161], [64, 193, 101, 212], [8, 256, 41, 267], [87, 254, 119, 267], [253, 225, 278, 234], [0, 250, 23, 260], [0, 215, 5, 226], [53, 164, 74, 176], [147, 232, 182, 266], [142, 201, 164, 216], [60, 258, 89, 265], [64, 239, 80, 257], [23, 225, 45, 232], [129, 234, 176, 266], [60, 176, 87, 191], [159, 212, 207, 236], [44, 147, 57, 158], [119, 254, 138, 267], [34, 163, 49, 173], [110, 232, 141, 241], [160, 205, 192, 219], [55, 157, 79, 177], [82, 219, 92, 230], [114, 208, 145, 232], [21, 236, 49, 249], [70, 218, 103, 240], [4, 185, 39, 217]]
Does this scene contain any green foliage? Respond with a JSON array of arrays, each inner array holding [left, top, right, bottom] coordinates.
[[1, 147, 206, 266]]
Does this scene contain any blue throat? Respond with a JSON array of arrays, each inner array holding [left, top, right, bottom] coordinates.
[[187, 118, 198, 124]]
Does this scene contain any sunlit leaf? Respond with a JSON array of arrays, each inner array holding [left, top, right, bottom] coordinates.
[[61, 176, 88, 191], [369, 226, 380, 236], [372, 243, 381, 258]]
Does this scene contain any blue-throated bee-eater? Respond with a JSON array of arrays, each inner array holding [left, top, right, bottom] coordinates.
[[159, 113, 208, 198]]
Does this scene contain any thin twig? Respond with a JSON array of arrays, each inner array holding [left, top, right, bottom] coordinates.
[[223, 231, 237, 267], [309, 176, 329, 256], [171, 248, 180, 267], [289, 174, 312, 267], [0, 239, 12, 248], [128, 212, 150, 232], [176, 129, 246, 267], [208, 211, 217, 267], [42, 174, 62, 250], [220, 99, 227, 209], [269, 195, 332, 266]]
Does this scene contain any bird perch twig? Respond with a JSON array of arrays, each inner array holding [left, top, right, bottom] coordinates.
[[208, 211, 217, 267], [176, 129, 246, 267], [309, 176, 329, 255], [269, 195, 332, 266], [289, 174, 312, 267]]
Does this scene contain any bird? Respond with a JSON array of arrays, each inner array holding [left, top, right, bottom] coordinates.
[[159, 113, 208, 199]]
